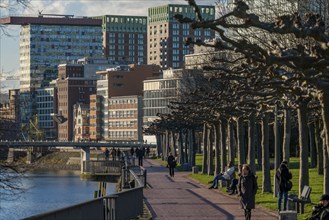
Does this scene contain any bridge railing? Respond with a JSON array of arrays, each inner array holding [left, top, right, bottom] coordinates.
[[83, 160, 123, 174]]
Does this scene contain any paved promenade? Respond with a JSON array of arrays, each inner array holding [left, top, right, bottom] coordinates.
[[143, 159, 278, 220]]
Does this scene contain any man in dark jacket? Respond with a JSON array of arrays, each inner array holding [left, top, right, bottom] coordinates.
[[309, 194, 329, 220], [276, 160, 292, 212]]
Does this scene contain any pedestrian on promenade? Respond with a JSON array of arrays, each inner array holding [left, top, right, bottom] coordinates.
[[275, 160, 292, 212], [130, 147, 134, 157], [167, 152, 176, 177], [208, 161, 235, 189], [110, 147, 116, 161], [309, 194, 329, 220], [136, 147, 144, 166], [104, 148, 109, 161], [116, 148, 121, 160], [146, 147, 150, 158], [228, 164, 242, 195], [238, 164, 258, 220]]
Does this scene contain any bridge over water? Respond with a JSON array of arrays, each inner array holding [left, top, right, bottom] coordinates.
[[0, 140, 156, 174]]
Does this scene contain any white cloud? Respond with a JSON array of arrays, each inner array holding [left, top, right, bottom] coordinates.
[[22, 0, 215, 17]]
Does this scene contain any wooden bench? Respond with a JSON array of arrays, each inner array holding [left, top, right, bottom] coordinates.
[[288, 185, 312, 214]]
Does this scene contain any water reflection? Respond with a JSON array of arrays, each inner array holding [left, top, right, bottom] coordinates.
[[0, 170, 115, 220]]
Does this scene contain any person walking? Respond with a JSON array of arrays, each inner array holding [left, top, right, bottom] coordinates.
[[167, 152, 176, 177], [276, 160, 292, 212], [104, 148, 109, 161], [309, 194, 329, 220], [208, 161, 235, 189], [136, 147, 144, 166], [238, 164, 258, 220]]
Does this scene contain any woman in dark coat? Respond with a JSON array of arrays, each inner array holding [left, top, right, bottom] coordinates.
[[238, 164, 258, 220], [167, 152, 176, 177]]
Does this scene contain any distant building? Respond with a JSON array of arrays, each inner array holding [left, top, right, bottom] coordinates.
[[73, 103, 90, 142], [94, 15, 148, 64], [147, 4, 215, 69], [143, 69, 181, 126], [108, 95, 143, 141], [0, 15, 103, 124], [56, 64, 97, 141], [89, 94, 102, 141], [36, 82, 57, 140], [0, 89, 20, 140], [94, 64, 161, 140]]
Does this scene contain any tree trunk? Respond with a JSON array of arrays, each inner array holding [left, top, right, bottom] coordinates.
[[221, 119, 227, 173], [156, 134, 162, 158], [315, 120, 324, 175], [237, 117, 245, 165], [256, 123, 262, 169], [228, 120, 235, 165], [184, 130, 189, 163], [262, 113, 272, 193], [208, 126, 214, 175], [248, 111, 256, 173], [297, 101, 309, 197], [320, 90, 329, 170], [172, 131, 177, 157], [214, 123, 221, 175], [324, 135, 329, 194], [274, 104, 280, 197], [309, 122, 317, 168], [202, 124, 208, 174], [191, 129, 196, 166], [178, 130, 184, 164], [282, 108, 291, 163], [162, 133, 166, 160]]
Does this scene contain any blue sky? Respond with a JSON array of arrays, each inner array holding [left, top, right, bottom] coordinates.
[[0, 0, 216, 79]]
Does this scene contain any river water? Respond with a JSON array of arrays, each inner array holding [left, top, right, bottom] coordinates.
[[0, 170, 116, 220]]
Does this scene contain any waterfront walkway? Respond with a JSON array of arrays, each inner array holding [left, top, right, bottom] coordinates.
[[143, 159, 278, 220]]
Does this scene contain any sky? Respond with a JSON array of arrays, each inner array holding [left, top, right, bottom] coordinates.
[[0, 0, 216, 81]]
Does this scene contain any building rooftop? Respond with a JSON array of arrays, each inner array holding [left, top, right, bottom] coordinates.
[[0, 15, 101, 26]]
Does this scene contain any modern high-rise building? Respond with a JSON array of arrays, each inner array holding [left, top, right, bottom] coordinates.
[[147, 4, 215, 69], [0, 15, 103, 124], [94, 15, 148, 64]]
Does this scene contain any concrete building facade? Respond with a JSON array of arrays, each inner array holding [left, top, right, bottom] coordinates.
[[95, 15, 148, 64], [57, 64, 96, 141], [108, 95, 143, 141], [94, 64, 161, 141], [147, 4, 215, 69]]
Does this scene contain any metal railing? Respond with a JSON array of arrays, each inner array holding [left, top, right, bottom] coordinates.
[[83, 160, 123, 174], [24, 152, 146, 220]]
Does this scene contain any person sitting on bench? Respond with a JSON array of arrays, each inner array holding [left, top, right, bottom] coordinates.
[[227, 164, 242, 195], [209, 161, 235, 189], [309, 194, 329, 220]]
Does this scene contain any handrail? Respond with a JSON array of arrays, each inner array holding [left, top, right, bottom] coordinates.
[[24, 151, 146, 220]]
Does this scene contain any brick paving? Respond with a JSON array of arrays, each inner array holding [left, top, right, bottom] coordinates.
[[143, 159, 278, 220]]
